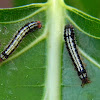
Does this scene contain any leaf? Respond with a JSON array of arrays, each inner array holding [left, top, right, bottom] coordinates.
[[13, 0, 47, 7], [0, 0, 100, 100], [64, 0, 100, 18]]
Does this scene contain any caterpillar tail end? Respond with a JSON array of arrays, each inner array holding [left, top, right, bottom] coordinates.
[[81, 78, 91, 87], [0, 58, 3, 62]]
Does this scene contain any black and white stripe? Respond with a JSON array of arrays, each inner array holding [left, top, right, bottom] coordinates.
[[0, 21, 42, 62], [64, 24, 90, 86]]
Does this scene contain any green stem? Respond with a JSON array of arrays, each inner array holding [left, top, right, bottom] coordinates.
[[45, 0, 65, 100]]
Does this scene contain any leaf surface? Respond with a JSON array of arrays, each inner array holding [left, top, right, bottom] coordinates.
[[0, 0, 100, 100]]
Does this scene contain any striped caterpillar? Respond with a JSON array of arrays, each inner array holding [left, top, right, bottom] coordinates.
[[0, 21, 42, 62], [64, 24, 90, 86]]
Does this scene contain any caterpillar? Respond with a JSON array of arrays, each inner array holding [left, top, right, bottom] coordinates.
[[0, 21, 42, 62], [64, 24, 90, 86]]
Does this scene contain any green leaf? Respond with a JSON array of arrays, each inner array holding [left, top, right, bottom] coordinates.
[[0, 0, 100, 100], [13, 0, 47, 7], [64, 0, 100, 18]]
